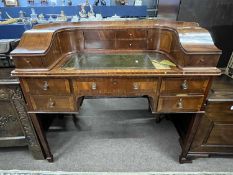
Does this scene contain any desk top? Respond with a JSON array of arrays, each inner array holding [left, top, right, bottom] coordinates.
[[62, 52, 172, 70]]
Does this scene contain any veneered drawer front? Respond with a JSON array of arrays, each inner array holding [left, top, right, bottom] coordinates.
[[73, 78, 157, 96], [84, 31, 115, 40], [14, 57, 44, 68], [124, 78, 158, 93], [74, 78, 109, 95], [23, 78, 70, 95], [30, 95, 75, 112], [115, 40, 147, 50], [116, 30, 147, 39], [186, 55, 220, 67], [157, 95, 204, 112], [84, 40, 115, 49], [160, 78, 209, 94], [206, 101, 233, 114]]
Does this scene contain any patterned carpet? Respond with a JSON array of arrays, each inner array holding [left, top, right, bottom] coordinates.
[[0, 171, 233, 175]]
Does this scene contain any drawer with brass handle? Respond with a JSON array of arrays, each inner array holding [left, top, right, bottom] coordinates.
[[157, 95, 204, 112], [29, 95, 75, 112], [23, 78, 71, 95], [73, 78, 158, 96], [160, 78, 209, 94], [73, 79, 109, 95]]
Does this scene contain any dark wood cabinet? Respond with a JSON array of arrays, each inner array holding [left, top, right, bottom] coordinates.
[[173, 74, 233, 162], [0, 82, 26, 147], [189, 74, 233, 156], [0, 39, 44, 159]]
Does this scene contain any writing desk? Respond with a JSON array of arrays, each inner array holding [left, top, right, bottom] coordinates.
[[11, 20, 221, 163]]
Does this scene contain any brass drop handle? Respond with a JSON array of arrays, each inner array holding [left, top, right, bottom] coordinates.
[[48, 98, 55, 108], [181, 80, 188, 90], [112, 80, 117, 85], [177, 98, 183, 109], [25, 59, 31, 64], [91, 82, 97, 90], [43, 81, 49, 91], [133, 83, 139, 90]]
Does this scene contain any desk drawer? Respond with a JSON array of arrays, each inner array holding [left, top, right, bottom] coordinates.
[[206, 101, 233, 114], [14, 57, 43, 68], [23, 78, 70, 95], [74, 78, 109, 95], [115, 40, 147, 50], [116, 30, 147, 39], [84, 31, 115, 40], [73, 78, 157, 96], [125, 78, 157, 93], [157, 95, 204, 112], [30, 95, 75, 112], [160, 78, 209, 94], [84, 40, 115, 49]]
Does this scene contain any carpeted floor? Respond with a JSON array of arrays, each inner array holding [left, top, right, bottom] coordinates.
[[1, 170, 233, 175], [0, 98, 233, 172]]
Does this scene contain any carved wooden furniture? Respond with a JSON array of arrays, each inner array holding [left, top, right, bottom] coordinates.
[[0, 39, 44, 159], [173, 74, 233, 162], [188, 74, 233, 158], [11, 20, 221, 163], [0, 68, 44, 159]]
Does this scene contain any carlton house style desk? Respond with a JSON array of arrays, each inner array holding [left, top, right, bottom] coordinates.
[[11, 20, 221, 163]]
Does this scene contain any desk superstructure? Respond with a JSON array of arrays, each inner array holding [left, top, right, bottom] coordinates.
[[11, 20, 221, 163]]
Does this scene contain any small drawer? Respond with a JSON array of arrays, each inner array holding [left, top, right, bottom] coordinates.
[[116, 40, 147, 50], [30, 95, 75, 112], [160, 78, 209, 94], [84, 31, 115, 40], [84, 40, 115, 49], [23, 78, 70, 95], [124, 78, 158, 93], [73, 78, 157, 96], [206, 101, 233, 114], [186, 55, 220, 67], [116, 30, 147, 39], [74, 78, 109, 95], [157, 95, 204, 112], [14, 57, 44, 68]]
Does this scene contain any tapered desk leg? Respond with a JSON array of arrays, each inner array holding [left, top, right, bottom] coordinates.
[[72, 96, 84, 129], [30, 113, 54, 162], [179, 113, 202, 164]]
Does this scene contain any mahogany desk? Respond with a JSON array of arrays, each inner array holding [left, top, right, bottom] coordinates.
[[11, 20, 221, 163]]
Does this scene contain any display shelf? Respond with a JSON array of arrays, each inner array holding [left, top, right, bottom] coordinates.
[[0, 0, 111, 7], [0, 5, 147, 19], [0, 24, 31, 39]]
